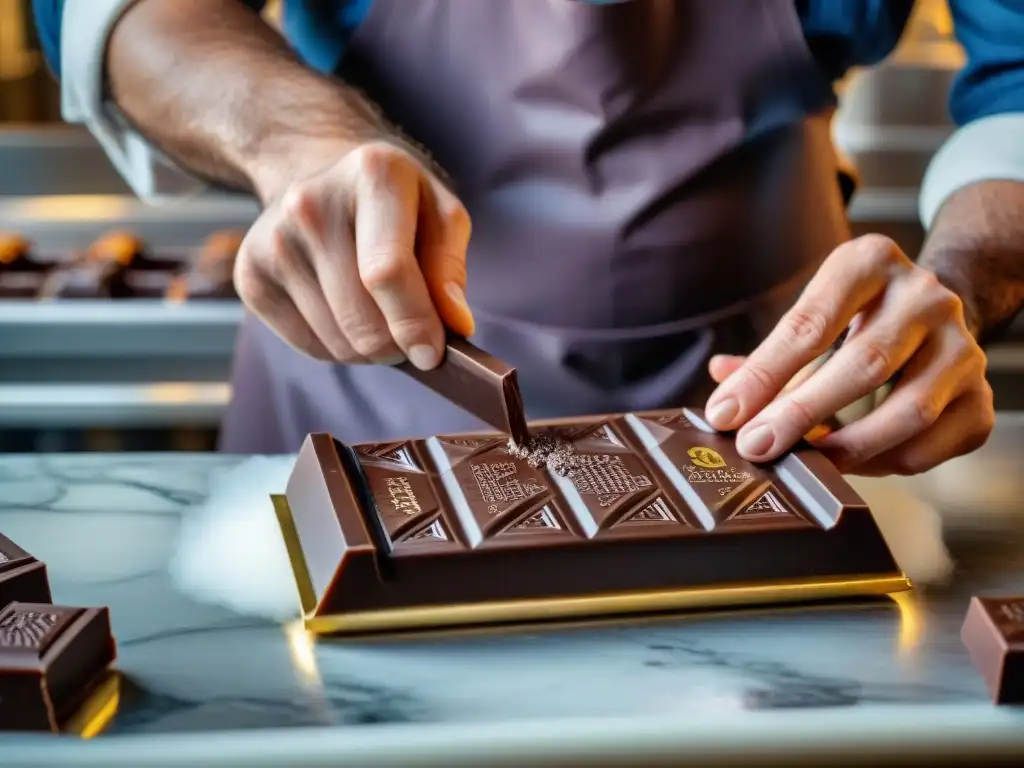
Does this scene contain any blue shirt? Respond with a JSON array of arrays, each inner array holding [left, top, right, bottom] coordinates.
[[33, 0, 1024, 126]]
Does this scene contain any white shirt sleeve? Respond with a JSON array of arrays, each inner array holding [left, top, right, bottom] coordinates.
[[60, 0, 218, 204], [919, 113, 1024, 228]]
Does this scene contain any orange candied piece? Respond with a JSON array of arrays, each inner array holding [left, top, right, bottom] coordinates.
[[87, 230, 145, 266], [0, 232, 32, 265]]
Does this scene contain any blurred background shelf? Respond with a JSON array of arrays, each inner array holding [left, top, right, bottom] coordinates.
[[0, 0, 1018, 450]]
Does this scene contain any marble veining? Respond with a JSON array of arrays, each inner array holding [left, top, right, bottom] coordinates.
[[0, 432, 1022, 759]]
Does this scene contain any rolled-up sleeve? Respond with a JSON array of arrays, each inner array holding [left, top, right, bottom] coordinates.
[[38, 0, 265, 202], [920, 0, 1024, 227]]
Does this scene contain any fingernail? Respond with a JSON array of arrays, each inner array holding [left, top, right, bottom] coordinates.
[[706, 396, 739, 428], [738, 423, 775, 458], [446, 282, 469, 312], [445, 281, 475, 336], [408, 344, 440, 370]]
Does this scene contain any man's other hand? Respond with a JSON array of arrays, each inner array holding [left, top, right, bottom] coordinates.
[[703, 234, 995, 476]]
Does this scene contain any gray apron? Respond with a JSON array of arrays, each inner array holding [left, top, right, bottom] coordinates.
[[220, 0, 851, 453]]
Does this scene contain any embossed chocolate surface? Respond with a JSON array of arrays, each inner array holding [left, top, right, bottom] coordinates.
[[0, 531, 53, 607], [0, 603, 117, 732], [962, 596, 1024, 704], [283, 408, 907, 633]]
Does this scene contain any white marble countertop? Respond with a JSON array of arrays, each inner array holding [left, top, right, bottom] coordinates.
[[1, 416, 1023, 766]]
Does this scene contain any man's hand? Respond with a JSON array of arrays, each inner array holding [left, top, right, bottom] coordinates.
[[703, 234, 995, 476], [236, 141, 474, 370]]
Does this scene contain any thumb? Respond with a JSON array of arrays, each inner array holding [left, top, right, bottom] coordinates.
[[709, 354, 746, 384], [418, 177, 475, 338]]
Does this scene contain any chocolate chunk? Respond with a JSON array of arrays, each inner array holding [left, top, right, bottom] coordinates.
[[0, 603, 117, 732], [280, 407, 908, 634], [397, 338, 530, 445], [0, 532, 52, 607], [962, 596, 1024, 704]]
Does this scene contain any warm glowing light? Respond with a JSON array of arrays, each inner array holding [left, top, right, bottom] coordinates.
[[144, 383, 231, 405], [285, 620, 322, 685], [890, 590, 924, 654]]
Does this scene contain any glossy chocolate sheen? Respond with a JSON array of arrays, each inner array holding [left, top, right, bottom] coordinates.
[[0, 603, 117, 731], [0, 532, 53, 607], [962, 596, 1024, 704], [285, 408, 902, 619], [397, 337, 530, 444]]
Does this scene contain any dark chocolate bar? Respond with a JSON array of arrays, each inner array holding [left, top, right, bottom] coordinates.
[[962, 596, 1024, 704], [0, 603, 117, 732], [279, 408, 909, 634], [397, 337, 530, 445], [0, 532, 53, 607]]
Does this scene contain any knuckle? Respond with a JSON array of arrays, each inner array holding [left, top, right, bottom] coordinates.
[[387, 316, 435, 345], [359, 253, 409, 293], [891, 452, 933, 477], [267, 230, 304, 282], [351, 142, 411, 181], [233, 258, 271, 309], [957, 342, 987, 375], [280, 184, 318, 223], [854, 341, 895, 388], [742, 361, 783, 394], [855, 233, 902, 268], [443, 202, 472, 240], [783, 306, 830, 351], [781, 396, 818, 430], [907, 393, 942, 430], [934, 290, 965, 321], [345, 323, 397, 360]]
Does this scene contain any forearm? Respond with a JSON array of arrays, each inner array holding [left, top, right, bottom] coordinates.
[[106, 0, 387, 200], [918, 180, 1024, 343]]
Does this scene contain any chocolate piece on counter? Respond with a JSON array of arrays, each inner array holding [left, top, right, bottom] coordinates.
[[0, 603, 117, 732], [397, 337, 530, 445], [0, 532, 52, 606], [280, 407, 908, 634], [962, 596, 1024, 704], [37, 261, 130, 300]]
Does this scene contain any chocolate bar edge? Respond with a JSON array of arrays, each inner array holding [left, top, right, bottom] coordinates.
[[961, 596, 1024, 705], [280, 409, 909, 635], [274, 492, 907, 634]]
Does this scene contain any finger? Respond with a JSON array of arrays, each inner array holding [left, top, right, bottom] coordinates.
[[283, 180, 402, 365], [709, 354, 745, 384], [734, 274, 951, 460], [262, 227, 368, 363], [418, 176, 475, 337], [352, 147, 446, 370], [843, 387, 994, 476], [704, 235, 908, 431], [812, 326, 983, 469], [233, 252, 336, 362]]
